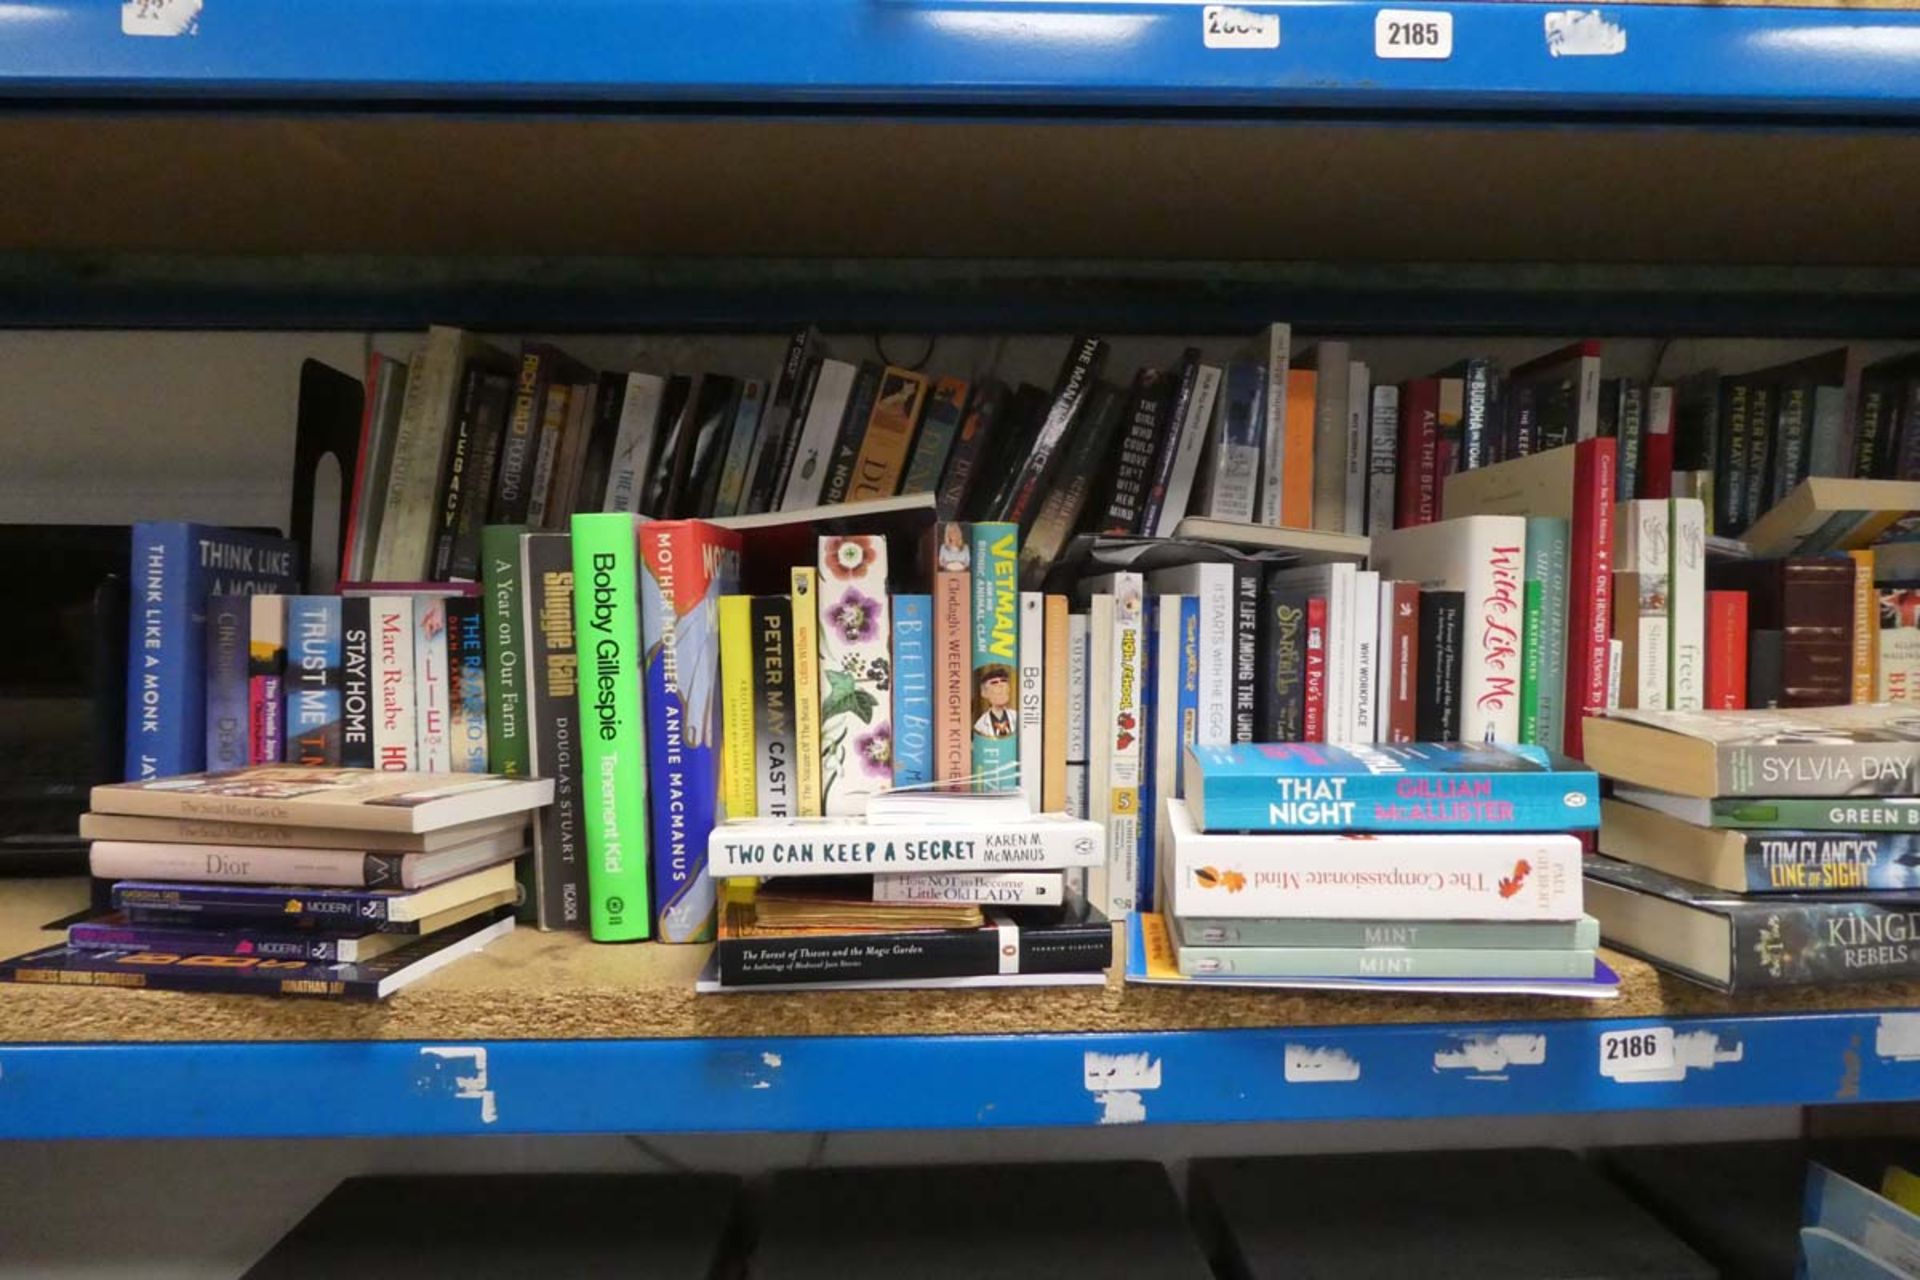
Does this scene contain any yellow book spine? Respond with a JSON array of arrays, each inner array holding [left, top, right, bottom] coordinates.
[[1042, 593, 1068, 812], [790, 567, 824, 817], [1850, 548, 1877, 703], [718, 595, 757, 820]]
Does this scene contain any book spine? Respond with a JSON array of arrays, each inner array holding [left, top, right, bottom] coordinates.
[[436, 364, 504, 581], [932, 567, 971, 787], [284, 596, 343, 766], [570, 513, 653, 942], [1435, 376, 1464, 485], [1170, 833, 1584, 920], [1344, 361, 1371, 535], [340, 353, 388, 583], [1043, 595, 1069, 813], [413, 596, 452, 771], [89, 842, 414, 890], [602, 373, 666, 514], [66, 921, 357, 962], [1615, 499, 1671, 712], [338, 596, 374, 769], [1748, 630, 1782, 709], [1105, 575, 1145, 919], [1850, 549, 1878, 704], [1350, 570, 1380, 745], [1563, 438, 1618, 758], [1381, 582, 1418, 744], [1717, 739, 1920, 797], [790, 567, 824, 815], [719, 595, 758, 818], [1519, 538, 1545, 745], [1743, 832, 1920, 892], [708, 818, 1107, 877], [934, 381, 1006, 522], [1139, 353, 1201, 536], [1772, 384, 1811, 508], [716, 920, 1112, 986], [1642, 385, 1675, 500], [524, 379, 573, 528], [246, 593, 285, 766], [1616, 379, 1644, 501], [1395, 379, 1439, 528], [1003, 337, 1104, 527], [479, 525, 531, 774], [1065, 611, 1090, 818], [1154, 364, 1222, 537], [1176, 942, 1594, 980], [1309, 344, 1349, 532], [204, 595, 250, 772], [778, 359, 850, 511], [901, 376, 970, 496], [1179, 915, 1598, 950], [1880, 619, 1920, 704], [1189, 762, 1600, 835], [369, 596, 415, 771], [1460, 358, 1494, 474], [490, 350, 546, 524], [1716, 379, 1748, 530], [372, 326, 461, 581], [124, 523, 196, 780], [871, 872, 1064, 906], [818, 361, 883, 506], [969, 522, 1021, 790], [1727, 900, 1920, 988], [1280, 367, 1316, 530], [1416, 589, 1464, 740], [1176, 596, 1202, 777], [1467, 527, 1527, 744], [743, 334, 811, 514], [1706, 590, 1749, 709], [814, 533, 892, 818], [1302, 594, 1327, 742], [1100, 370, 1169, 534], [1257, 325, 1291, 526], [750, 596, 796, 819], [1083, 598, 1115, 908], [642, 521, 741, 941], [1527, 518, 1570, 752], [1669, 497, 1707, 711], [447, 597, 489, 771], [893, 593, 934, 790], [847, 367, 930, 503], [1230, 564, 1259, 743], [1017, 592, 1045, 808], [114, 881, 406, 924], [1259, 583, 1307, 741], [1741, 383, 1775, 530], [1202, 360, 1263, 523], [711, 378, 767, 517], [1367, 384, 1400, 538], [523, 532, 586, 930]]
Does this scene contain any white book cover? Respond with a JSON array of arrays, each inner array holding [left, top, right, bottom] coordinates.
[[871, 871, 1065, 906], [778, 358, 856, 511], [372, 595, 417, 771], [1374, 576, 1398, 743], [1370, 516, 1528, 744], [1256, 323, 1292, 526], [371, 325, 466, 582], [1151, 593, 1188, 886], [1167, 800, 1582, 921], [1153, 363, 1222, 538], [1350, 569, 1380, 743], [413, 595, 452, 773], [1065, 611, 1089, 820], [1303, 341, 1351, 534], [1880, 628, 1920, 702], [1668, 496, 1706, 710], [1263, 562, 1355, 742], [1084, 595, 1115, 910], [1145, 562, 1233, 745], [1344, 360, 1371, 537], [1018, 592, 1045, 811], [1616, 498, 1671, 712], [1367, 383, 1400, 539], [1105, 575, 1145, 920], [602, 371, 666, 513], [708, 813, 1105, 877]]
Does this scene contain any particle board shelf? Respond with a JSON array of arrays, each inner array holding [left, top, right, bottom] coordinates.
[[4, 878, 1919, 1138]]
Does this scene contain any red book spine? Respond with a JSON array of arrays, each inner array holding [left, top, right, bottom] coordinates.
[[1562, 437, 1617, 759], [1395, 378, 1440, 528], [1640, 392, 1674, 501], [1707, 589, 1749, 709], [1303, 595, 1327, 742], [338, 352, 383, 581], [1387, 580, 1420, 743]]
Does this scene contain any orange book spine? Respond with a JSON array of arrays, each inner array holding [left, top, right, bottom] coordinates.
[[1850, 548, 1878, 703], [934, 569, 972, 785], [1043, 593, 1069, 811], [1281, 368, 1318, 529], [847, 367, 930, 502]]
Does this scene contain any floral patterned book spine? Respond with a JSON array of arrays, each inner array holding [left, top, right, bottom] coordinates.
[[817, 535, 894, 816]]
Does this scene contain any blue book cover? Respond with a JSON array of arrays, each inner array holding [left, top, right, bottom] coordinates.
[[1803, 1165, 1920, 1276], [1175, 596, 1201, 797], [1746, 832, 1920, 892], [123, 522, 300, 780], [447, 597, 490, 773], [892, 593, 934, 789], [282, 596, 344, 766], [203, 596, 251, 772], [1184, 742, 1599, 833]]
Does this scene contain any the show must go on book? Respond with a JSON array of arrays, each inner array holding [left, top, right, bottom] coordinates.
[[1581, 705, 1920, 798], [89, 766, 555, 834]]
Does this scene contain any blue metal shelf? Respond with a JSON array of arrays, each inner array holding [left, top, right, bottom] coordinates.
[[5, 1, 1920, 118], [3, 1008, 1916, 1138]]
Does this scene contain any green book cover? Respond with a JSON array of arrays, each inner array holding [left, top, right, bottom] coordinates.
[[967, 521, 1020, 790], [570, 513, 652, 941], [1176, 915, 1600, 951], [481, 524, 530, 777], [1519, 577, 1544, 744], [1525, 515, 1570, 752], [1174, 941, 1596, 980]]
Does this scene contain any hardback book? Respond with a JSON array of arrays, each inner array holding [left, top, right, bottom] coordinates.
[[1043, 594, 1070, 813], [412, 595, 452, 772], [934, 380, 1008, 521], [715, 898, 1111, 986], [1708, 554, 1855, 707], [112, 861, 519, 926], [88, 826, 523, 890], [1297, 341, 1349, 532], [1183, 742, 1598, 833], [1370, 515, 1528, 743], [1739, 476, 1920, 560], [706, 812, 1105, 877], [1614, 499, 1671, 711], [247, 593, 288, 766], [1642, 383, 1676, 500], [1098, 367, 1174, 534], [1581, 704, 1920, 798], [998, 336, 1106, 529], [1669, 497, 1708, 710], [1177, 914, 1600, 951], [749, 595, 797, 818], [892, 593, 934, 790], [90, 767, 553, 832], [640, 519, 743, 941], [900, 375, 969, 497], [1395, 377, 1440, 528], [932, 556, 970, 787], [779, 358, 858, 512], [815, 533, 892, 817], [569, 513, 653, 941], [969, 522, 1021, 790], [1521, 516, 1570, 750], [846, 366, 929, 504], [1586, 854, 1920, 991], [368, 595, 416, 771], [1416, 589, 1463, 741], [1170, 936, 1595, 980], [67, 903, 506, 962], [744, 329, 821, 514], [871, 871, 1064, 906], [1016, 592, 1045, 809], [489, 345, 554, 525], [204, 595, 251, 771], [521, 531, 587, 930], [1020, 379, 1128, 584], [1344, 360, 1372, 535], [337, 598, 374, 769], [1280, 366, 1317, 530], [283, 596, 344, 766], [124, 522, 301, 780], [432, 355, 515, 582], [1706, 589, 1748, 709], [445, 596, 489, 771], [1366, 383, 1399, 539], [1599, 796, 1920, 893], [340, 352, 408, 584], [5, 911, 514, 1000], [1250, 322, 1292, 527], [816, 362, 882, 507], [78, 809, 528, 853], [1196, 360, 1265, 524], [374, 327, 505, 581], [1166, 800, 1584, 920], [1146, 561, 1234, 746], [1849, 548, 1877, 703], [600, 372, 668, 514], [1442, 437, 1618, 756], [790, 567, 824, 816], [478, 525, 530, 777]]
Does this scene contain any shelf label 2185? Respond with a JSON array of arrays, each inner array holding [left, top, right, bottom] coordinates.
[[1598, 1025, 1676, 1080], [1375, 9, 1453, 58]]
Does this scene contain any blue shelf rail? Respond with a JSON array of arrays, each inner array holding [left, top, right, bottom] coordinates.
[[6, 0, 1920, 118], [4, 1009, 1918, 1138]]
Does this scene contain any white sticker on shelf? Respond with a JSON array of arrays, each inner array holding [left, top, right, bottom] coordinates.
[[1599, 1026, 1675, 1080], [1202, 5, 1280, 49], [1084, 1050, 1162, 1093], [1375, 10, 1453, 60], [418, 1046, 499, 1124], [1875, 1013, 1920, 1062], [1544, 9, 1626, 57], [122, 0, 202, 37], [1284, 1044, 1361, 1083]]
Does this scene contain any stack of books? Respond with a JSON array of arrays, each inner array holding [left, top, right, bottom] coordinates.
[[1583, 705, 1920, 992], [0, 767, 552, 999], [701, 791, 1112, 991], [1139, 743, 1611, 995]]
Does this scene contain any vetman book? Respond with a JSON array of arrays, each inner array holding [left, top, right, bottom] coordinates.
[[707, 814, 1104, 877], [1182, 743, 1599, 833]]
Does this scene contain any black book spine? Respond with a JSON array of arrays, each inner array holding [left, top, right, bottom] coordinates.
[[572, 371, 628, 520], [976, 383, 1051, 520], [1415, 589, 1464, 740], [1534, 377, 1575, 451], [1741, 382, 1775, 531], [445, 368, 514, 581], [1728, 899, 1920, 989], [1508, 383, 1536, 458], [1772, 383, 1811, 508], [1096, 368, 1171, 535], [1000, 336, 1106, 531], [1231, 563, 1258, 743], [523, 531, 587, 931], [1715, 379, 1749, 533], [818, 361, 883, 507], [716, 919, 1112, 986], [1855, 381, 1893, 479], [1137, 351, 1201, 536], [114, 882, 396, 924], [1748, 628, 1785, 709], [751, 596, 795, 820], [431, 362, 487, 580], [1460, 359, 1494, 472], [687, 378, 744, 518], [1894, 382, 1920, 482], [339, 597, 374, 769], [1617, 380, 1645, 503], [935, 381, 1007, 521], [1595, 376, 1621, 439], [653, 373, 707, 518], [1259, 580, 1308, 740], [1018, 381, 1129, 587], [489, 349, 548, 525], [746, 331, 815, 514], [770, 358, 824, 511]]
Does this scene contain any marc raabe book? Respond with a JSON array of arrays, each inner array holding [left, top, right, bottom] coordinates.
[[1181, 742, 1598, 833]]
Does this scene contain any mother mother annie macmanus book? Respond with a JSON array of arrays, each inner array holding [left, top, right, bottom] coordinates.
[[90, 766, 555, 834]]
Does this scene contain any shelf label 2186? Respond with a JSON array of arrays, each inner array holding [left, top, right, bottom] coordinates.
[[1598, 1025, 1676, 1080], [1375, 9, 1453, 58]]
